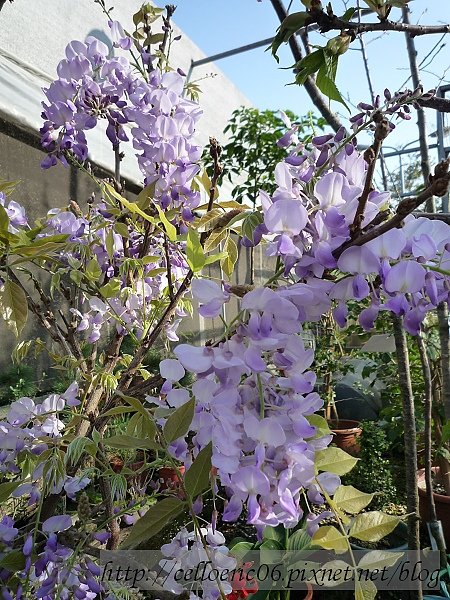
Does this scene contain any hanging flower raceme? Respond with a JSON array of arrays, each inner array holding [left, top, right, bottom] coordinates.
[[40, 38, 135, 168], [255, 102, 450, 335], [126, 68, 203, 218], [150, 286, 337, 529]]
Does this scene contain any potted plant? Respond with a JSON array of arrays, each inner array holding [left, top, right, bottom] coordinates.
[[314, 313, 362, 456]]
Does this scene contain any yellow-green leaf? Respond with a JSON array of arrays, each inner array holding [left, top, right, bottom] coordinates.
[[349, 511, 400, 543], [100, 278, 121, 298], [186, 228, 205, 273], [194, 208, 223, 231], [315, 447, 358, 476], [319, 560, 354, 587], [306, 414, 331, 438], [333, 485, 374, 514], [121, 497, 185, 549], [311, 525, 348, 554], [355, 579, 377, 600], [155, 205, 177, 242], [357, 550, 403, 572], [204, 227, 227, 253], [0, 280, 28, 337], [221, 235, 238, 278], [0, 205, 9, 232], [86, 258, 102, 281]]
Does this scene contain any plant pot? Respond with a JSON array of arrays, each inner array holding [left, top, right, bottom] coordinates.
[[328, 419, 362, 456], [418, 467, 450, 545], [158, 466, 186, 493], [109, 455, 124, 473]]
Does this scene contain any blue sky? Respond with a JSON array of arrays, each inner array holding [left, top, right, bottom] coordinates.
[[154, 0, 450, 169]]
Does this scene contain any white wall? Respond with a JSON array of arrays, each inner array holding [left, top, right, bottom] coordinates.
[[0, 0, 252, 185]]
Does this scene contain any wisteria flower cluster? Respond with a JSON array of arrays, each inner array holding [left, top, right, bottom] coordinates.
[[160, 526, 237, 600], [152, 282, 337, 530], [252, 126, 450, 335], [0, 4, 448, 600], [41, 33, 203, 219]]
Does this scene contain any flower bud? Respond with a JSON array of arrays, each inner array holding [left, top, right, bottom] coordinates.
[[77, 491, 91, 524], [326, 33, 351, 56]]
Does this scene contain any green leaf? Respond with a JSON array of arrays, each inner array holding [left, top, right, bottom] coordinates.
[[441, 420, 450, 444], [316, 65, 350, 110], [229, 541, 254, 561], [221, 235, 238, 278], [295, 49, 325, 84], [333, 485, 374, 514], [100, 278, 121, 298], [105, 434, 161, 450], [0, 551, 26, 572], [102, 406, 136, 417], [315, 447, 358, 476], [114, 222, 130, 238], [184, 442, 212, 498], [0, 279, 28, 337], [349, 511, 400, 543], [263, 524, 286, 545], [0, 481, 21, 503], [86, 258, 102, 281], [103, 183, 155, 224], [320, 560, 354, 586], [306, 414, 331, 438], [186, 228, 205, 273], [312, 525, 348, 554], [342, 7, 358, 21], [270, 12, 310, 61], [105, 228, 115, 261], [164, 398, 195, 443], [121, 497, 185, 549], [135, 183, 155, 210], [155, 205, 177, 242], [241, 211, 263, 242], [204, 251, 228, 266], [0, 204, 10, 232], [65, 437, 92, 466], [287, 528, 313, 551], [117, 393, 157, 440]]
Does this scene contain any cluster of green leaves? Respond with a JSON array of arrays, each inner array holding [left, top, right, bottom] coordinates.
[[206, 107, 325, 206], [343, 421, 400, 510], [270, 0, 410, 108]]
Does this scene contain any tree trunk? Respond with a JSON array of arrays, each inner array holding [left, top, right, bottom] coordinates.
[[437, 301, 450, 495], [392, 315, 423, 600], [416, 330, 447, 558]]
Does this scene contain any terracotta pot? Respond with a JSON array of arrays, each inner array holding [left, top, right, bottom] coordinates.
[[328, 419, 362, 456], [418, 467, 450, 545], [158, 466, 186, 492], [109, 455, 124, 473]]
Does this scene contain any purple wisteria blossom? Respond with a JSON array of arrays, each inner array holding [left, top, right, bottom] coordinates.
[[151, 286, 336, 529]]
